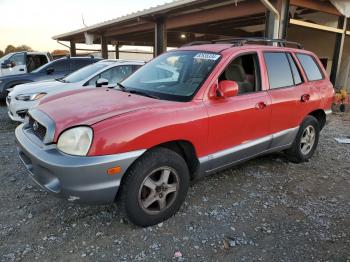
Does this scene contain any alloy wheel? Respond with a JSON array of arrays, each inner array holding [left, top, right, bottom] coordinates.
[[300, 125, 316, 155], [138, 167, 179, 214]]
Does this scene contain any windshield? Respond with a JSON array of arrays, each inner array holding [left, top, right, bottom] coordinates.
[[121, 51, 221, 102], [0, 53, 12, 64], [63, 62, 109, 83]]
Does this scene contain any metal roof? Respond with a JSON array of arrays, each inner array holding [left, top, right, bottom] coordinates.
[[52, 0, 204, 40]]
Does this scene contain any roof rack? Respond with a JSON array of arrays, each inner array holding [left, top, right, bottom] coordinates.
[[183, 37, 304, 49]]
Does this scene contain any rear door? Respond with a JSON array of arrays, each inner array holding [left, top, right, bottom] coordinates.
[[294, 53, 324, 117], [204, 51, 271, 172], [263, 51, 307, 148]]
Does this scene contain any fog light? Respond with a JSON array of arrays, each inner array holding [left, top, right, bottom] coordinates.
[[107, 166, 122, 175]]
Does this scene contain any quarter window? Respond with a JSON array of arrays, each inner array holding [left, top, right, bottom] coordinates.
[[264, 52, 294, 89], [296, 53, 323, 81]]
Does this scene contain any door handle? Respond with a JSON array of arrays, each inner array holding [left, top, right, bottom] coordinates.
[[255, 101, 267, 110], [301, 94, 310, 102], [19, 69, 24, 71]]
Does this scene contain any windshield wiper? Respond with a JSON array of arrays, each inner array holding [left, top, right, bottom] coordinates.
[[55, 78, 69, 83], [128, 90, 160, 99], [117, 83, 126, 91]]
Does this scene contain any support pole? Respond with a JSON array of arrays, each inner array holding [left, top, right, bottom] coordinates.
[[100, 35, 108, 59], [115, 43, 119, 59], [279, 0, 290, 39], [70, 40, 76, 57], [330, 16, 347, 86], [154, 17, 167, 57], [265, 11, 275, 39], [261, 0, 280, 40]]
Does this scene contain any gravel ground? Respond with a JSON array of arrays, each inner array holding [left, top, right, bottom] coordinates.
[[0, 102, 349, 262]]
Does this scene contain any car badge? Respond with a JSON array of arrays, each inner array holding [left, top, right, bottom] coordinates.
[[33, 121, 39, 131]]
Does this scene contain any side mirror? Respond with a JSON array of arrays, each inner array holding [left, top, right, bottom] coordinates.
[[46, 67, 54, 74], [1, 60, 14, 69], [210, 80, 239, 99], [96, 78, 109, 87]]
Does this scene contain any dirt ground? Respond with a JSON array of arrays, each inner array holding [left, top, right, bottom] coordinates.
[[0, 102, 349, 262]]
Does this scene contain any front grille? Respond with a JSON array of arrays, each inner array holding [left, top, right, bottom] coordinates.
[[28, 115, 47, 141]]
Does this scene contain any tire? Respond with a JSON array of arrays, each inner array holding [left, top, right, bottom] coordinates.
[[117, 147, 190, 227], [285, 115, 320, 163]]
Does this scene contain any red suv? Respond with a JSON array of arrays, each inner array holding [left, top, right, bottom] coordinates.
[[16, 39, 334, 227]]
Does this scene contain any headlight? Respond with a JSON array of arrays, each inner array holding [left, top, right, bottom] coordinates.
[[57, 127, 93, 156], [15, 92, 46, 101]]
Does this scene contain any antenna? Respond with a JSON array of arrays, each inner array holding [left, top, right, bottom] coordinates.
[[81, 14, 87, 27]]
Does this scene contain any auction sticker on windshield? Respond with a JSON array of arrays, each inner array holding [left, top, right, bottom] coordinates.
[[194, 53, 221, 60]]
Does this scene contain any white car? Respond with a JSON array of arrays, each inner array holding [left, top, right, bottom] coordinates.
[[7, 59, 144, 122]]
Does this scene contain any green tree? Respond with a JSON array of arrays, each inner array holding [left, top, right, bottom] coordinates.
[[0, 50, 4, 58], [4, 45, 16, 54], [15, 45, 33, 52]]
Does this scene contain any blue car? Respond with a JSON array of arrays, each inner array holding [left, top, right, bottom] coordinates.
[[0, 56, 101, 99]]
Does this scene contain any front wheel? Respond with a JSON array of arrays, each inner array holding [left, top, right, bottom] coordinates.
[[285, 115, 320, 163], [117, 147, 190, 227]]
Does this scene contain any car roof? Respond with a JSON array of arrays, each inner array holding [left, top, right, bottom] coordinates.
[[96, 59, 145, 65], [177, 44, 232, 53]]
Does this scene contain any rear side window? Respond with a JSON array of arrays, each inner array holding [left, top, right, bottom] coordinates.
[[264, 52, 294, 89], [296, 54, 323, 81], [287, 53, 302, 85], [71, 59, 93, 71], [51, 60, 68, 72]]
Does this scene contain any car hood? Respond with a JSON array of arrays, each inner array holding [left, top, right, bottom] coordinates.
[[36, 88, 166, 139], [10, 80, 66, 96]]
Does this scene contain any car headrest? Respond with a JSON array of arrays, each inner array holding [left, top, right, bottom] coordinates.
[[225, 64, 246, 82]]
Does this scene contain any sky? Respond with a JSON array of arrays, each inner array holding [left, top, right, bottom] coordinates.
[[0, 0, 172, 52]]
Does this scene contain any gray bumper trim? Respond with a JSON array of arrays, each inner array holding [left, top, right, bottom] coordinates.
[[15, 124, 145, 204]]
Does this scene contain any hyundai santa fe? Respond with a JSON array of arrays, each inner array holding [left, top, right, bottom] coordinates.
[[15, 39, 334, 227]]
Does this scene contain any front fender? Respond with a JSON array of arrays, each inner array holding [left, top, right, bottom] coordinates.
[[88, 101, 209, 158]]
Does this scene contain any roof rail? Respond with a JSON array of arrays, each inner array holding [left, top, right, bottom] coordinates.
[[182, 41, 214, 46], [183, 37, 303, 49]]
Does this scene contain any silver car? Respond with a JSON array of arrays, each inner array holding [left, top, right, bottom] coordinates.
[[7, 59, 145, 122]]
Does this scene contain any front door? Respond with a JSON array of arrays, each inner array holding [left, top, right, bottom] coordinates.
[[203, 52, 271, 173]]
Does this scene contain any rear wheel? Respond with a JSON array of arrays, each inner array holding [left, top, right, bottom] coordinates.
[[285, 115, 320, 163], [117, 147, 190, 227]]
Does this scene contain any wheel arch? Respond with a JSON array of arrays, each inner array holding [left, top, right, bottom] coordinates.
[[307, 109, 326, 130], [153, 140, 200, 180], [121, 139, 200, 183]]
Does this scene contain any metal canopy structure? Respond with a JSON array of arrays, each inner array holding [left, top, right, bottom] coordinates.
[[53, 0, 350, 87], [53, 0, 268, 55]]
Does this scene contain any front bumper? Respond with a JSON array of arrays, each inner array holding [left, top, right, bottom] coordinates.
[[7, 96, 37, 122], [15, 124, 145, 204]]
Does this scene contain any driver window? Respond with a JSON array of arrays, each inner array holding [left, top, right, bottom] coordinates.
[[219, 53, 261, 95], [87, 65, 133, 86], [10, 53, 25, 66]]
